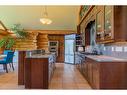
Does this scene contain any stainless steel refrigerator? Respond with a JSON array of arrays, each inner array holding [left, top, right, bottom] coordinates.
[[64, 34, 75, 64]]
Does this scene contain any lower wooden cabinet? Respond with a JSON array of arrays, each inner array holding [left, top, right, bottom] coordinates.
[[87, 62, 93, 84], [92, 63, 99, 89], [18, 51, 26, 85], [25, 58, 49, 89], [25, 55, 56, 89], [80, 57, 127, 89]]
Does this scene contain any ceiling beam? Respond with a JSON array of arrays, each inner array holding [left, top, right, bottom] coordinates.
[[25, 30, 76, 35]]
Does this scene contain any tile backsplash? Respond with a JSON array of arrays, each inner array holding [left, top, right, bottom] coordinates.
[[102, 42, 127, 59], [85, 42, 127, 59]]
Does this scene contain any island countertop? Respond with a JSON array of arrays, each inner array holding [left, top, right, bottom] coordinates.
[[25, 49, 56, 59], [25, 53, 54, 58], [85, 55, 127, 62]]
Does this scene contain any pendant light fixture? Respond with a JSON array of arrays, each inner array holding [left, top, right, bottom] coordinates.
[[40, 6, 52, 25]]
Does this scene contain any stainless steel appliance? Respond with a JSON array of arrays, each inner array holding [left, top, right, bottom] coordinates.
[[65, 34, 75, 64], [48, 41, 58, 56]]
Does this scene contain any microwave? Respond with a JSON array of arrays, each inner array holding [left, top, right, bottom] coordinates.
[[48, 41, 58, 47]]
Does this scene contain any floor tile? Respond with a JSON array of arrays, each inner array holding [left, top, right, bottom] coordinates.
[[0, 62, 91, 89], [49, 63, 91, 89]]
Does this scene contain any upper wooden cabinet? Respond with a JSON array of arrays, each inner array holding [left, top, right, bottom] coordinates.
[[96, 6, 104, 42], [78, 6, 127, 44], [79, 6, 96, 46], [79, 6, 93, 22], [114, 6, 127, 42], [96, 6, 114, 43], [104, 6, 114, 40], [97, 6, 127, 43]]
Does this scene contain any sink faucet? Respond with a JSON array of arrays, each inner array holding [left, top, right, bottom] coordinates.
[[92, 47, 98, 55]]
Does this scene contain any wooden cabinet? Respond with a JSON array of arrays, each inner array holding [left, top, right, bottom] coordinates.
[[96, 6, 114, 43], [24, 53, 56, 89], [18, 51, 26, 85], [82, 55, 99, 89], [104, 6, 114, 40], [25, 58, 49, 89], [114, 6, 127, 42], [87, 61, 93, 84], [79, 6, 127, 44], [96, 6, 127, 43], [79, 57, 127, 89], [96, 7, 104, 42], [79, 6, 93, 22], [92, 63, 99, 89], [82, 60, 88, 77]]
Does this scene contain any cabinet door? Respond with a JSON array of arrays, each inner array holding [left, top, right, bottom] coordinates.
[[83, 62, 88, 78], [87, 62, 93, 84], [81, 28, 85, 46], [104, 6, 114, 40], [96, 8, 104, 42], [92, 63, 99, 89], [82, 62, 85, 76]]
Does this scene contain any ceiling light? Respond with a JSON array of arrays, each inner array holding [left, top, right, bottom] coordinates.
[[40, 6, 52, 25]]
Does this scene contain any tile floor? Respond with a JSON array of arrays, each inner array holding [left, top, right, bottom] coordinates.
[[49, 63, 91, 89], [0, 63, 24, 89], [0, 63, 91, 89]]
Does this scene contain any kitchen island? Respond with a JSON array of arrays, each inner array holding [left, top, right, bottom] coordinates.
[[18, 50, 56, 89]]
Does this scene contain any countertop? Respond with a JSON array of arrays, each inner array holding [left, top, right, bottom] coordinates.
[[75, 51, 96, 55], [25, 53, 55, 58], [85, 55, 127, 62]]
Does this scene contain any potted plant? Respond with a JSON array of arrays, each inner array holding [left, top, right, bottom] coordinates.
[[0, 24, 28, 50]]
